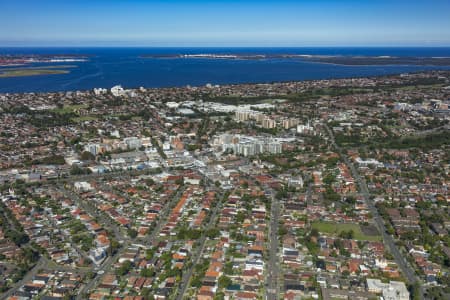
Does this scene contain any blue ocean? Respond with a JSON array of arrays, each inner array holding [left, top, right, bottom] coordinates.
[[1, 47, 450, 93]]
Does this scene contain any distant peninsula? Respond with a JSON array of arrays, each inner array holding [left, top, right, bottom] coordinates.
[[140, 53, 310, 60], [140, 53, 450, 66], [304, 55, 450, 66], [0, 54, 87, 78], [0, 65, 78, 78], [0, 54, 88, 67]]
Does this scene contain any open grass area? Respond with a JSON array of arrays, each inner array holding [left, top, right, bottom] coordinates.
[[52, 104, 88, 114], [394, 83, 445, 91], [311, 221, 381, 241]]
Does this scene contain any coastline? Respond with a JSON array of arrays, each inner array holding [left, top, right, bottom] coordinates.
[[0, 69, 449, 95], [1, 47, 450, 93], [139, 53, 450, 66]]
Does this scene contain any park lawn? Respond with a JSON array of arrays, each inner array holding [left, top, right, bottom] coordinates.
[[311, 221, 381, 241], [52, 104, 88, 114]]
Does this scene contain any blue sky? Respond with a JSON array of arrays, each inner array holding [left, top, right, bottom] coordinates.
[[1, 0, 450, 46]]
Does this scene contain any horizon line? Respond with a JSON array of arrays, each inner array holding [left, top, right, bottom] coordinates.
[[2, 45, 450, 48]]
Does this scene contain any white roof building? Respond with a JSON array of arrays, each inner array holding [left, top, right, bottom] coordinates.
[[366, 279, 409, 300], [111, 85, 125, 97], [74, 181, 93, 192]]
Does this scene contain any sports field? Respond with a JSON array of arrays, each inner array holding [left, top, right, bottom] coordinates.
[[311, 221, 381, 241]]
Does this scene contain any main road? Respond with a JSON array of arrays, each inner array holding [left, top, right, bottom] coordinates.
[[322, 124, 424, 298], [266, 193, 281, 300]]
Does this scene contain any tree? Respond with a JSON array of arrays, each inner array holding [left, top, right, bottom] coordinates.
[[70, 165, 92, 175], [145, 248, 155, 260], [218, 275, 232, 289], [345, 196, 356, 204], [310, 228, 319, 238], [86, 271, 95, 280], [80, 151, 95, 161], [116, 260, 132, 276], [191, 276, 202, 288], [177, 228, 202, 240], [141, 287, 150, 297], [140, 267, 154, 278], [323, 187, 340, 202], [339, 230, 354, 239], [236, 211, 246, 223], [276, 189, 288, 200], [127, 228, 138, 238], [36, 154, 66, 165], [214, 292, 225, 300], [224, 261, 233, 275], [6, 230, 29, 246], [109, 238, 120, 255], [206, 228, 220, 239], [323, 173, 336, 185], [278, 225, 288, 236]]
